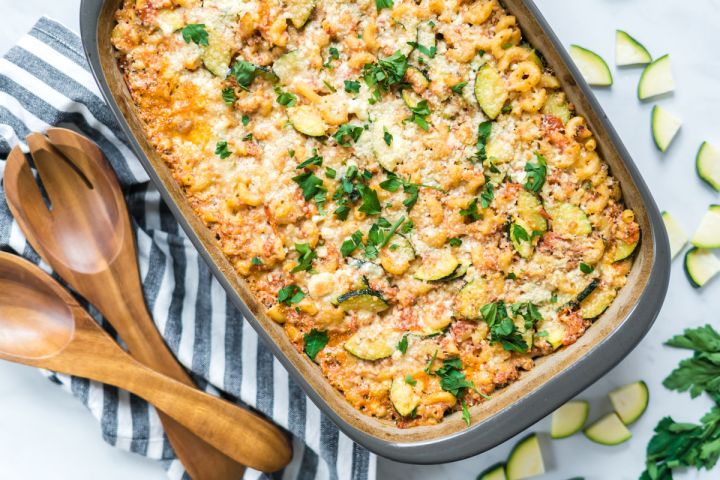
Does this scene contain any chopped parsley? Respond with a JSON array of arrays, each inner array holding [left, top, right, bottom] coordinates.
[[400, 219, 414, 234], [290, 243, 317, 273], [510, 302, 543, 330], [214, 141, 232, 159], [524, 153, 548, 193], [358, 185, 382, 215], [275, 87, 297, 107], [241, 114, 250, 126], [479, 181, 494, 208], [251, 256, 263, 265], [221, 87, 236, 106], [332, 166, 372, 220], [303, 329, 329, 361], [383, 127, 393, 146], [473, 121, 493, 163], [325, 167, 337, 179], [579, 262, 595, 274], [459, 198, 482, 222], [379, 172, 444, 212], [333, 124, 364, 147], [323, 80, 337, 93], [323, 47, 340, 69], [448, 237, 462, 247], [427, 357, 485, 426], [181, 24, 208, 46], [297, 150, 323, 169], [242, 133, 253, 142], [480, 301, 529, 353], [343, 217, 406, 260], [278, 284, 304, 306], [292, 171, 326, 208], [362, 51, 409, 102], [404, 374, 416, 385], [344, 80, 361, 93], [407, 41, 436, 59], [451, 81, 467, 94], [375, 0, 394, 12], [510, 223, 530, 244], [397, 334, 409, 354], [341, 230, 364, 257], [406, 99, 431, 131]]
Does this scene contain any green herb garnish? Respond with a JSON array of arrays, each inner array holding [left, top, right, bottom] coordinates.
[[215, 140, 232, 159], [278, 284, 304, 306], [579, 262, 594, 274], [181, 24, 208, 46], [222, 87, 236, 106], [524, 153, 548, 193], [304, 329, 329, 361], [344, 80, 361, 93], [290, 243, 317, 273]]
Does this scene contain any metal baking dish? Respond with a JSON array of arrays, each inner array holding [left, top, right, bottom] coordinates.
[[79, 0, 670, 464]]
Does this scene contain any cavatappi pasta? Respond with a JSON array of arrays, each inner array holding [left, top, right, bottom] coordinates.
[[113, 0, 640, 427]]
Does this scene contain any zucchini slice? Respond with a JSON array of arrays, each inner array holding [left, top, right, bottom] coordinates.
[[380, 234, 416, 276], [662, 211, 688, 259], [613, 239, 639, 262], [475, 64, 509, 120], [551, 400, 590, 439], [580, 287, 616, 319], [370, 120, 405, 171], [414, 250, 460, 281], [288, 106, 328, 137], [285, 0, 316, 29], [638, 54, 674, 100], [506, 434, 545, 480], [336, 289, 390, 312], [684, 247, 720, 288], [510, 222, 534, 259], [584, 413, 632, 446], [615, 30, 652, 66], [478, 463, 507, 480], [696, 142, 720, 192], [569, 45, 612, 87], [541, 321, 566, 350], [691, 205, 720, 248], [202, 28, 232, 77], [549, 203, 592, 236], [273, 51, 303, 84], [651, 105, 681, 152], [541, 92, 572, 124], [609, 381, 649, 426], [401, 88, 424, 110], [344, 326, 397, 360], [454, 279, 489, 320], [390, 376, 421, 417], [517, 191, 548, 233]]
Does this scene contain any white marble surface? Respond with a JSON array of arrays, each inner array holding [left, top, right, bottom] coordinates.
[[0, 0, 719, 478]]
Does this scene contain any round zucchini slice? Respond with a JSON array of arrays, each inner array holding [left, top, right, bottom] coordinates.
[[580, 287, 616, 319], [609, 381, 649, 426], [549, 203, 592, 236], [380, 234, 416, 276], [336, 289, 390, 312], [288, 105, 328, 137], [414, 250, 460, 282], [390, 377, 421, 417], [454, 279, 489, 320], [615, 30, 652, 66], [506, 433, 545, 480], [584, 412, 632, 446], [691, 205, 720, 249], [696, 142, 720, 192], [478, 463, 507, 480], [475, 64, 508, 120], [569, 45, 612, 87], [273, 50, 303, 84], [662, 211, 688, 259], [201, 27, 232, 77], [285, 0, 316, 29], [344, 326, 397, 360], [651, 105, 682, 153], [612, 239, 639, 262], [551, 400, 590, 439], [684, 247, 720, 288], [638, 54, 674, 101]]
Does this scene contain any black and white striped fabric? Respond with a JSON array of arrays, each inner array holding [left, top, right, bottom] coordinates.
[[0, 17, 375, 480]]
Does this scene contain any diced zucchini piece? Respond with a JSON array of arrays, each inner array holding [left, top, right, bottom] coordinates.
[[336, 289, 390, 312], [696, 142, 720, 192], [506, 434, 545, 480], [580, 287, 616, 319], [517, 191, 548, 233], [541, 321, 566, 350], [638, 54, 674, 100], [609, 381, 649, 425], [288, 106, 328, 137], [651, 105, 681, 152], [613, 239, 638, 262], [454, 279, 489, 320], [662, 211, 688, 259], [478, 463, 507, 480], [584, 413, 632, 446], [401, 88, 423, 110], [569, 45, 613, 87], [202, 28, 232, 77], [414, 250, 460, 281], [541, 92, 571, 124], [691, 205, 720, 248], [549, 203, 592, 236], [273, 51, 303, 84], [615, 30, 652, 66], [410, 21, 436, 64], [390, 377, 421, 417], [684, 247, 720, 288], [551, 400, 590, 439], [344, 326, 397, 360], [475, 64, 508, 120], [380, 234, 416, 276], [285, 0, 316, 29]]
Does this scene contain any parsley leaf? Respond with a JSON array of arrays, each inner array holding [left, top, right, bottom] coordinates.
[[181, 24, 209, 46], [510, 302, 543, 330], [333, 124, 364, 146], [278, 284, 304, 306], [375, 0, 394, 12], [290, 243, 317, 273], [344, 80, 361, 93], [451, 81, 467, 94], [379, 172, 444, 212], [666, 325, 720, 353], [215, 140, 232, 159], [251, 256, 263, 265], [358, 185, 382, 215], [383, 127, 393, 146], [407, 99, 431, 131], [292, 171, 326, 207], [304, 329, 329, 361], [397, 334, 409, 354], [275, 88, 297, 107], [297, 150, 323, 169], [524, 153, 548, 193], [405, 373, 416, 386], [460, 198, 482, 222], [232, 60, 259, 91], [242, 114, 250, 126], [480, 301, 529, 353], [340, 230, 364, 257], [407, 41, 436, 59], [474, 121, 493, 163], [480, 181, 494, 208], [510, 223, 530, 244], [461, 399, 471, 427], [432, 358, 478, 397], [448, 237, 462, 247], [579, 262, 594, 274], [323, 47, 340, 69], [221, 87, 236, 106], [362, 51, 409, 101]]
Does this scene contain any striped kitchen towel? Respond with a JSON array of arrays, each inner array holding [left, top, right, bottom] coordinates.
[[0, 17, 375, 480]]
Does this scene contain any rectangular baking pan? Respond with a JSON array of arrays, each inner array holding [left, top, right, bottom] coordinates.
[[79, 0, 671, 464]]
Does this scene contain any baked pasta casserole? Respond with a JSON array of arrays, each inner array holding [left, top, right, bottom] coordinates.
[[112, 0, 640, 427]]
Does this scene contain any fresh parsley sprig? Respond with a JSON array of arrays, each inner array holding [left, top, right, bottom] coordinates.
[[379, 172, 444, 211], [362, 51, 409, 102], [181, 24, 208, 46], [480, 301, 529, 353], [304, 329, 329, 361], [524, 153, 548, 193]]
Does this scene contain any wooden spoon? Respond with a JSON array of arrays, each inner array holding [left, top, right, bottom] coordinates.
[[3, 129, 290, 477], [0, 252, 290, 473]]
